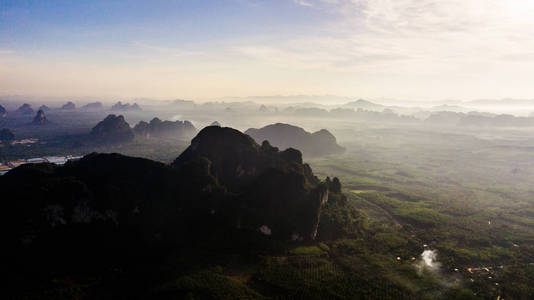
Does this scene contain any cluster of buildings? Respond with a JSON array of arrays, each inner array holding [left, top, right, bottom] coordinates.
[[0, 155, 83, 175]]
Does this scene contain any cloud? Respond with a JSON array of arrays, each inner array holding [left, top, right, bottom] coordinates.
[[237, 0, 534, 71], [293, 0, 314, 7]]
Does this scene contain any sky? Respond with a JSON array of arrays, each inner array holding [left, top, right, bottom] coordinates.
[[2, 0, 534, 102]]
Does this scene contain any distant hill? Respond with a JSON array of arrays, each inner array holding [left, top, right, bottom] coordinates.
[[133, 117, 197, 140], [111, 101, 142, 111], [31, 109, 49, 125], [90, 114, 134, 144], [343, 99, 384, 110], [61, 101, 76, 110], [14, 103, 34, 115], [38, 105, 51, 112], [0, 104, 6, 118], [81, 102, 103, 111], [245, 123, 345, 157], [293, 107, 329, 117]]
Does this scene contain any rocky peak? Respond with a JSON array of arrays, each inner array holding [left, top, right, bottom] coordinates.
[[173, 126, 310, 191]]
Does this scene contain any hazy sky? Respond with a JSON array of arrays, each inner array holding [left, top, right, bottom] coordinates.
[[2, 0, 534, 101]]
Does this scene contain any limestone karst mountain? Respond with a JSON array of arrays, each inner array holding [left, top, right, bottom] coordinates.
[[245, 123, 345, 157], [133, 117, 196, 140], [61, 101, 76, 110], [31, 109, 49, 125], [15, 103, 34, 115], [90, 114, 134, 144]]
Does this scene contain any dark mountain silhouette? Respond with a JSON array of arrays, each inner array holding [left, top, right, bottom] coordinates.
[[245, 123, 345, 157], [1, 126, 353, 298], [15, 103, 34, 115], [111, 101, 142, 111], [81, 101, 103, 111], [61, 101, 76, 110], [90, 114, 134, 144], [38, 105, 51, 112], [0, 104, 6, 118], [133, 117, 197, 140], [31, 109, 49, 125], [2, 126, 338, 248]]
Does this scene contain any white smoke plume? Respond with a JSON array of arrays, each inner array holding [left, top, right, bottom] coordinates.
[[415, 249, 441, 275]]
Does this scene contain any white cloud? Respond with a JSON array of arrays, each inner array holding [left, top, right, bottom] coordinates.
[[293, 0, 314, 7], [229, 0, 534, 99]]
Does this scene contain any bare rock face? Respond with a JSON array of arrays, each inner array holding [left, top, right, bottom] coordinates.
[[31, 109, 49, 125]]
